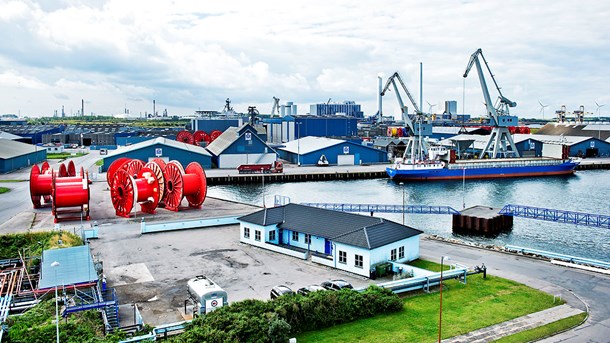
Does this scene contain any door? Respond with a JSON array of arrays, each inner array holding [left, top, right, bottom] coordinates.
[[324, 239, 332, 255], [278, 229, 283, 245], [337, 154, 354, 165]]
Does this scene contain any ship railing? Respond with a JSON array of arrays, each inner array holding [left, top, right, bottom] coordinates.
[[449, 159, 562, 170]]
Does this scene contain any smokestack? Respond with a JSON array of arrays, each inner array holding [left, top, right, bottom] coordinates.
[[61, 105, 65, 118], [153, 100, 156, 117], [378, 75, 382, 122], [82, 99, 84, 117]]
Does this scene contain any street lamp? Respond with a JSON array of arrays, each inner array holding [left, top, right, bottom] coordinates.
[[399, 182, 405, 225], [438, 255, 450, 343], [51, 261, 61, 343]]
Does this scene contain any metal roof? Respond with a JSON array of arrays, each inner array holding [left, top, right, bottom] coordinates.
[[0, 131, 21, 140], [279, 136, 347, 154], [0, 138, 42, 159], [438, 133, 591, 150], [537, 122, 610, 141], [38, 245, 97, 289], [238, 204, 422, 250], [205, 127, 240, 156], [105, 137, 211, 158]]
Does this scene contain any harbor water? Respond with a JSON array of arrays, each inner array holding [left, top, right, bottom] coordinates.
[[208, 169, 610, 262]]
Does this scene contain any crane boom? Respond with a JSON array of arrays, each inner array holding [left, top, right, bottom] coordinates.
[[381, 72, 421, 114]]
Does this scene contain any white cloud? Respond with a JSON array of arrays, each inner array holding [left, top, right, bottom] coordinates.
[[0, 0, 609, 118]]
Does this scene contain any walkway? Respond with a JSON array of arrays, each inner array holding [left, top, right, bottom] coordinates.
[[442, 304, 584, 342]]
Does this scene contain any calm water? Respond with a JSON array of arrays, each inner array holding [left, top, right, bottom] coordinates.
[[208, 170, 610, 262]]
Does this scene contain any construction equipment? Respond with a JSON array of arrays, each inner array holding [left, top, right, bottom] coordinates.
[[463, 48, 520, 158]]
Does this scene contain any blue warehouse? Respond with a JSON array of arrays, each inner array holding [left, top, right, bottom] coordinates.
[[277, 136, 389, 166], [101, 137, 212, 172], [206, 124, 278, 168]]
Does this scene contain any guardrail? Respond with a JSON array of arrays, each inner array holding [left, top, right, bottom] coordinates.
[[141, 216, 240, 234], [300, 203, 460, 215], [505, 245, 610, 269], [119, 320, 190, 343]]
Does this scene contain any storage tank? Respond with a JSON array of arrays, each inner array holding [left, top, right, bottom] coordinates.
[[187, 275, 228, 315]]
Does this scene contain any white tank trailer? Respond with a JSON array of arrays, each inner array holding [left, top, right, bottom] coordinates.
[[187, 275, 228, 315]]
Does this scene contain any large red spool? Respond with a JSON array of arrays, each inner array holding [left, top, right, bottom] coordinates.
[[176, 131, 194, 144], [144, 161, 165, 203], [30, 163, 86, 208], [210, 130, 222, 142], [110, 167, 160, 218], [106, 158, 144, 187], [51, 172, 90, 223], [162, 161, 207, 212]]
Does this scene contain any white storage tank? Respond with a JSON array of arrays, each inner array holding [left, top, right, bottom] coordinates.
[[187, 275, 228, 315]]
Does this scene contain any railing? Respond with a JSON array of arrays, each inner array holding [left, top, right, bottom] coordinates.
[[505, 245, 610, 269], [357, 266, 470, 294], [499, 204, 610, 229], [300, 203, 460, 215]]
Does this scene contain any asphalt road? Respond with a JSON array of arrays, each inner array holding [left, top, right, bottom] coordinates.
[[419, 238, 610, 342]]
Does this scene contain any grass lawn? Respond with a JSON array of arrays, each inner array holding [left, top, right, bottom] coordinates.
[[95, 159, 104, 166], [0, 187, 9, 194], [298, 275, 561, 342], [46, 152, 88, 159], [492, 312, 586, 343], [0, 180, 26, 182]]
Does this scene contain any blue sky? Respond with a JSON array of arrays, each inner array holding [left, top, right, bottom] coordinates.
[[0, 0, 609, 119]]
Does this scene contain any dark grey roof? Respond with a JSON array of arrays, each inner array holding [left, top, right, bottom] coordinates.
[[237, 204, 422, 249]]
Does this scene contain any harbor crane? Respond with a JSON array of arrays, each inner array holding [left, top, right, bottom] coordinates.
[[380, 71, 431, 162], [463, 48, 520, 158], [271, 97, 280, 116]]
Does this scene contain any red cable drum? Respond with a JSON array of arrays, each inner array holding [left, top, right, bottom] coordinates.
[[67, 160, 76, 177], [144, 161, 165, 204], [193, 130, 207, 145], [110, 167, 160, 218], [30, 164, 86, 208], [51, 172, 90, 223], [210, 130, 222, 142], [176, 131, 194, 144], [106, 158, 144, 187], [58, 163, 68, 177], [162, 161, 207, 212]]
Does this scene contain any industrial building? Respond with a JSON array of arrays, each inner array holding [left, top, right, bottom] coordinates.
[[309, 101, 364, 118], [536, 122, 610, 141], [277, 136, 388, 166], [264, 115, 359, 144], [205, 124, 277, 168], [190, 118, 246, 133], [101, 137, 212, 172], [0, 124, 62, 144], [0, 139, 47, 173], [237, 204, 423, 278]]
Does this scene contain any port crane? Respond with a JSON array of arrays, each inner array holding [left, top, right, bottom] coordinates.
[[380, 71, 432, 162], [271, 97, 280, 117], [463, 49, 520, 158]]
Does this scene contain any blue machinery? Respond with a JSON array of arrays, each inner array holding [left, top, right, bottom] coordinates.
[[300, 202, 610, 229]]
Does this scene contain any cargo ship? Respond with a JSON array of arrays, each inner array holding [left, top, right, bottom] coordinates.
[[386, 147, 579, 181]]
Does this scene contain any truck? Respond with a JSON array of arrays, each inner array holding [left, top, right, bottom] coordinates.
[[187, 275, 228, 316], [237, 161, 283, 174]]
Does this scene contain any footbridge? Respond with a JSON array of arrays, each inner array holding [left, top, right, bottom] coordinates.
[[499, 204, 610, 229], [299, 203, 460, 215]]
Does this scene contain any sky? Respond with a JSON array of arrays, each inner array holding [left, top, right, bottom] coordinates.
[[0, 0, 609, 120]]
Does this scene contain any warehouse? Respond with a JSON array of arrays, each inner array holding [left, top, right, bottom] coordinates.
[[0, 139, 47, 173], [237, 203, 423, 278], [101, 137, 212, 172], [277, 136, 388, 166], [205, 124, 277, 168]]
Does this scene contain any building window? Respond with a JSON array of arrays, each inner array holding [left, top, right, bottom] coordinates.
[[269, 230, 276, 241], [292, 231, 299, 242], [244, 227, 250, 239], [339, 251, 347, 264], [390, 248, 397, 261], [399, 246, 405, 259], [305, 234, 311, 244], [255, 230, 261, 241], [355, 254, 363, 268]]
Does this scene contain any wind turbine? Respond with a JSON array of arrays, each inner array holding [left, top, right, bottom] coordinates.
[[427, 101, 437, 114], [538, 101, 549, 119], [595, 101, 605, 117]]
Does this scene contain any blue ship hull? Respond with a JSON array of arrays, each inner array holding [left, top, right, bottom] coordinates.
[[386, 160, 578, 181]]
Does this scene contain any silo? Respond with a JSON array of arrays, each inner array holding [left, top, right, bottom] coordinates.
[[292, 104, 297, 115]]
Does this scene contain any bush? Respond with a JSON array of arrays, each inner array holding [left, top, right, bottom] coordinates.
[[172, 285, 403, 342]]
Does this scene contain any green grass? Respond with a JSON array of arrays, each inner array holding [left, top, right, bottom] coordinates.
[[95, 159, 104, 166], [408, 258, 451, 272], [492, 312, 586, 343], [46, 152, 88, 159], [298, 275, 561, 342], [0, 179, 26, 182], [0, 187, 9, 194]]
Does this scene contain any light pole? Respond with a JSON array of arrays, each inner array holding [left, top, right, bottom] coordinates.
[[51, 261, 60, 343], [399, 182, 405, 225], [438, 255, 450, 343]]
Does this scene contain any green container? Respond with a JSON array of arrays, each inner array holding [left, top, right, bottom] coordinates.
[[375, 264, 387, 277]]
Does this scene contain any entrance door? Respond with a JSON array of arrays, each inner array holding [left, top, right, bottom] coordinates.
[[278, 229, 283, 244], [324, 239, 332, 255]]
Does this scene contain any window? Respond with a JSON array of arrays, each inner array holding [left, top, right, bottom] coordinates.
[[339, 251, 347, 264], [255, 230, 261, 241], [244, 227, 250, 239], [305, 234, 311, 244], [355, 254, 363, 268], [269, 230, 276, 241], [292, 231, 299, 242], [390, 249, 397, 261], [399, 246, 405, 259]]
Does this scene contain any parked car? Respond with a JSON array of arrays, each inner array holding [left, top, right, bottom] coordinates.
[[270, 285, 294, 299], [297, 284, 326, 295], [320, 280, 354, 291]]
